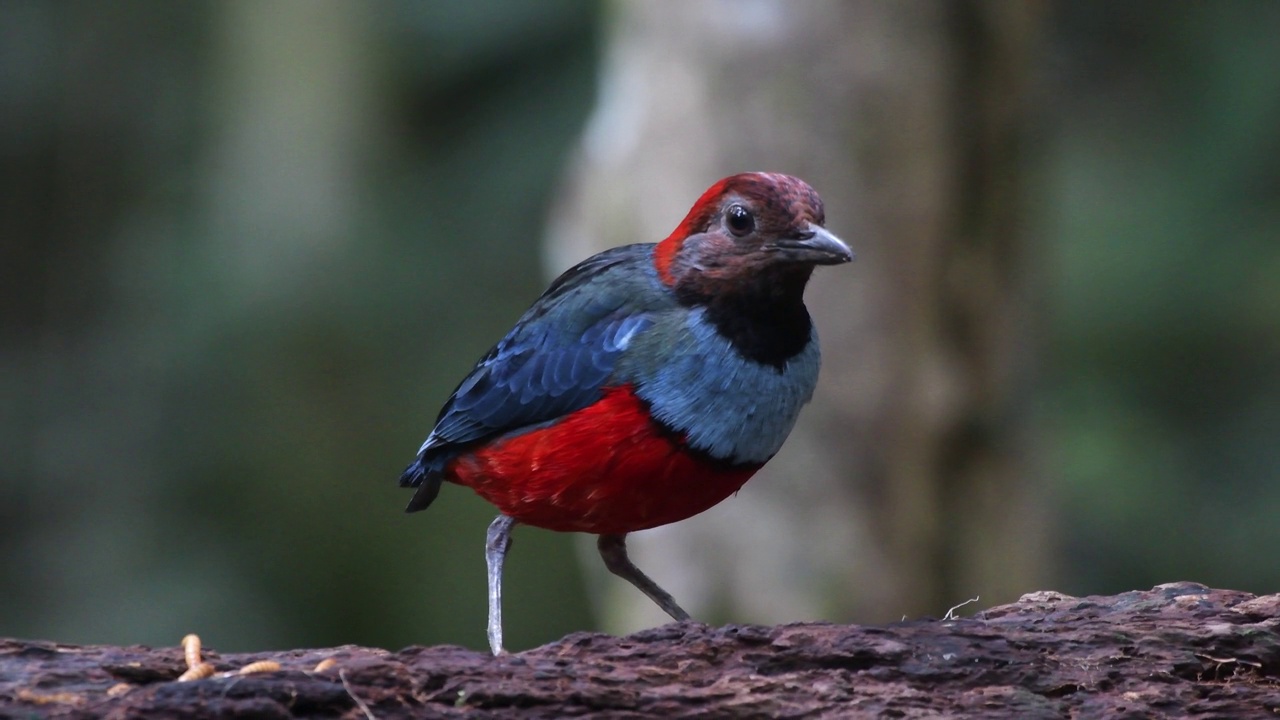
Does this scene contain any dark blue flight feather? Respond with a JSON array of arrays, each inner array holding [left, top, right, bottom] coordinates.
[[400, 244, 661, 512]]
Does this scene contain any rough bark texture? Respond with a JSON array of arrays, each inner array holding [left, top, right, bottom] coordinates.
[[4, 584, 1278, 719]]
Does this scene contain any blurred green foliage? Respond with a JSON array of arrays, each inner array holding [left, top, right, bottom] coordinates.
[[1, 0, 600, 652], [1047, 2, 1280, 594]]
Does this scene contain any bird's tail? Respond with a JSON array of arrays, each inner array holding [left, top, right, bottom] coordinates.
[[399, 458, 444, 513]]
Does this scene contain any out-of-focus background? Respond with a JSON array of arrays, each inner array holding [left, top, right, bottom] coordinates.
[[2, 0, 1277, 653]]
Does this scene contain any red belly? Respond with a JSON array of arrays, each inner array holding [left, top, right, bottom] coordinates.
[[445, 386, 761, 534]]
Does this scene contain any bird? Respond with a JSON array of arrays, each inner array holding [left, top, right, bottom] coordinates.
[[399, 172, 852, 655]]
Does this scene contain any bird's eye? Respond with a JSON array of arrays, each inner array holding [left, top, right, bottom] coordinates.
[[726, 204, 755, 237]]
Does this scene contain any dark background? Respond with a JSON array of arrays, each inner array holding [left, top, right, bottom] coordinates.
[[2, 1, 1277, 653]]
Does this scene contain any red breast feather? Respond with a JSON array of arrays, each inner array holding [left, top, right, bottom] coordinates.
[[445, 386, 761, 534]]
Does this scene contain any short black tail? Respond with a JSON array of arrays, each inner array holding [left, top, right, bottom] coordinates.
[[400, 460, 443, 513]]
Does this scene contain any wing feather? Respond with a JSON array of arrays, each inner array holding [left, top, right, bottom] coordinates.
[[401, 244, 662, 511]]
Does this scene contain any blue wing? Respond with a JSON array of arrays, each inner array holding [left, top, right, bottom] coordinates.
[[400, 244, 658, 512]]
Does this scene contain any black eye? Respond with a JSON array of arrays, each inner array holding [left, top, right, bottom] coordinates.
[[726, 204, 755, 237]]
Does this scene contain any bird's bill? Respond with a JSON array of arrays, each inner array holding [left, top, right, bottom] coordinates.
[[774, 224, 854, 265]]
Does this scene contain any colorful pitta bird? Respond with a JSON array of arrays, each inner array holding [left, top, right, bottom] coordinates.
[[400, 172, 852, 654]]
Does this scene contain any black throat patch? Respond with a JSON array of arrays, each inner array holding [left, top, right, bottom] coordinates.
[[676, 267, 815, 369]]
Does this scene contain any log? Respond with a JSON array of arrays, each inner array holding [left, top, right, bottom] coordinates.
[[2, 583, 1277, 719]]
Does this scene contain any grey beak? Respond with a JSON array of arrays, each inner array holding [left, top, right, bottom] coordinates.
[[777, 223, 854, 265]]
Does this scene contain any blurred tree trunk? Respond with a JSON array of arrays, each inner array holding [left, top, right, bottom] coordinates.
[[547, 0, 1047, 629]]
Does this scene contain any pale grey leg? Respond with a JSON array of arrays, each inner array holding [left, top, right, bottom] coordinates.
[[597, 533, 691, 621], [485, 514, 517, 655]]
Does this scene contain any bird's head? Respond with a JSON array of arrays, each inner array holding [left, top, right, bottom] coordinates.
[[654, 173, 852, 299]]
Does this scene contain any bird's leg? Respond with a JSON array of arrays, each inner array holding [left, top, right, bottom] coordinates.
[[597, 533, 691, 621], [485, 514, 517, 655]]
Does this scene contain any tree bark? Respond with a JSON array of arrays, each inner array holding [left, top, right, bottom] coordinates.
[[3, 584, 1277, 718]]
